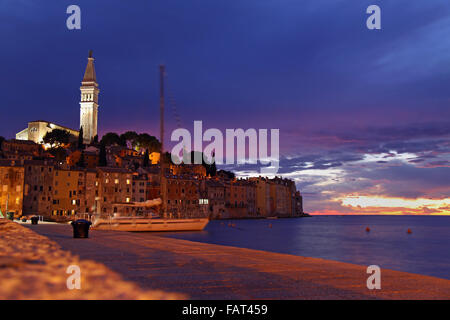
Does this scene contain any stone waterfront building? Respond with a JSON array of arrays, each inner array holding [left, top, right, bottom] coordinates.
[[95, 167, 133, 215], [162, 174, 207, 218], [22, 160, 55, 216], [201, 179, 226, 219], [0, 160, 25, 217]]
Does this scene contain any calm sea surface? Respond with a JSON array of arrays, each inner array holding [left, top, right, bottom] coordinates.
[[159, 215, 450, 279]]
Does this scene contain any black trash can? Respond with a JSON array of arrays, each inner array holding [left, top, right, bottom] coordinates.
[[6, 212, 14, 221], [71, 219, 92, 238], [31, 216, 39, 225]]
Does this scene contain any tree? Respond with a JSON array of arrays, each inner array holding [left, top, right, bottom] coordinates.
[[100, 132, 124, 146], [143, 149, 149, 167], [98, 143, 107, 166], [120, 131, 139, 149], [218, 170, 235, 180], [0, 136, 4, 151], [76, 151, 85, 167], [136, 133, 161, 153], [93, 135, 99, 144], [162, 151, 177, 165], [208, 152, 217, 176], [77, 127, 85, 150], [43, 129, 73, 148]]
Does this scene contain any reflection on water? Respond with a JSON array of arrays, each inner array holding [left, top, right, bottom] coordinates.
[[158, 215, 450, 279]]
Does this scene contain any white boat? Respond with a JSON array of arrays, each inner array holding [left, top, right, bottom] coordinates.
[[91, 215, 209, 232]]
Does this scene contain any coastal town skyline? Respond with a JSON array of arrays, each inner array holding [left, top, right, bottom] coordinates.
[[1, 0, 449, 215], [2, 0, 450, 305]]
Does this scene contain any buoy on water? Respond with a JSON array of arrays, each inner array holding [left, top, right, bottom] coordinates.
[[407, 228, 412, 234], [366, 227, 370, 232]]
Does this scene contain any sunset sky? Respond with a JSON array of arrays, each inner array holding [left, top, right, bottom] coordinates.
[[1, 0, 449, 214]]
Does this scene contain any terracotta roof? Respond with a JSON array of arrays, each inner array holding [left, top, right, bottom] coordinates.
[[4, 139, 38, 145]]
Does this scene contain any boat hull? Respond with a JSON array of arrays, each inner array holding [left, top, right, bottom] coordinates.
[[91, 218, 209, 232]]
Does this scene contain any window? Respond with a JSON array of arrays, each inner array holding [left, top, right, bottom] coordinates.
[[126, 197, 130, 203], [114, 179, 119, 184]]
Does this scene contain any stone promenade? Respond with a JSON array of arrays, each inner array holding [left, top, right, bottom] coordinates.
[[0, 220, 181, 299], [23, 223, 450, 300]]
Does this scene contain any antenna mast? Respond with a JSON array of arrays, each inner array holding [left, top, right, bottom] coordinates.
[[160, 65, 165, 157], [159, 65, 166, 217]]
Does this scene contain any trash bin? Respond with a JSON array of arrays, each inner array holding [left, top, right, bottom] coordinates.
[[71, 219, 92, 238], [31, 216, 39, 225], [6, 212, 14, 221]]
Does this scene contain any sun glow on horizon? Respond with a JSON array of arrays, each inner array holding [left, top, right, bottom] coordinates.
[[334, 195, 450, 215]]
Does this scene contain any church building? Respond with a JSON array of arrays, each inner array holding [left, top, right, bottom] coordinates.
[[16, 51, 100, 144]]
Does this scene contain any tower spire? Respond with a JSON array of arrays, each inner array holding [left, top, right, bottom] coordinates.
[[80, 50, 99, 143], [82, 50, 97, 83]]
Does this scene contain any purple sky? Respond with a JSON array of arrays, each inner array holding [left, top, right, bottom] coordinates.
[[1, 0, 449, 214]]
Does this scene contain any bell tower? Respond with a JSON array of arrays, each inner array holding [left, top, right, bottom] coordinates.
[[80, 50, 99, 143]]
